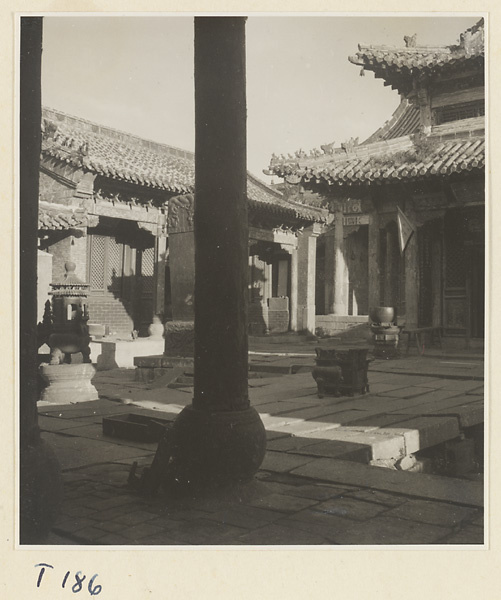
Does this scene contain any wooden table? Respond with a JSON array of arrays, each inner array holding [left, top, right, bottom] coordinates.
[[401, 326, 443, 355]]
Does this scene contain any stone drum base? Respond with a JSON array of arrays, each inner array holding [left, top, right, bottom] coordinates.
[[39, 363, 99, 404]]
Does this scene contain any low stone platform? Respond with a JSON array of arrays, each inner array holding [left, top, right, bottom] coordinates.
[[133, 354, 195, 384], [90, 339, 165, 370], [91, 360, 484, 472]]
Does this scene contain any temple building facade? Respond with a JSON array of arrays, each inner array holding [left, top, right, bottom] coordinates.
[[38, 108, 326, 338], [267, 19, 485, 344]]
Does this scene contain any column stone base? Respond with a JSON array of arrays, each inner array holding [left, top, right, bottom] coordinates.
[[39, 363, 98, 404], [163, 404, 266, 490]]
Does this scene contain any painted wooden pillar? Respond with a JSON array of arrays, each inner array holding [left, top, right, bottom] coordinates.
[[384, 226, 394, 307], [332, 210, 348, 315], [367, 209, 380, 312], [289, 247, 298, 331], [276, 257, 288, 297], [20, 16, 62, 543], [167, 17, 266, 489], [297, 224, 319, 334], [193, 16, 248, 409], [431, 235, 442, 327], [153, 233, 168, 318], [405, 223, 419, 327], [323, 226, 335, 315]]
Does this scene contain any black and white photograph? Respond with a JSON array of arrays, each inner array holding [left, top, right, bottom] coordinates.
[[17, 10, 486, 560]]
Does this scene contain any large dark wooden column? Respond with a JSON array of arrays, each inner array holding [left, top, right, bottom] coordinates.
[[167, 17, 266, 488], [19, 17, 62, 543]]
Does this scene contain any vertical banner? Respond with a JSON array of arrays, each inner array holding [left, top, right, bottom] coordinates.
[[397, 206, 416, 255]]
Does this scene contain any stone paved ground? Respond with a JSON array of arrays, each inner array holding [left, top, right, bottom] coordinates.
[[49, 460, 483, 546], [38, 341, 484, 546]]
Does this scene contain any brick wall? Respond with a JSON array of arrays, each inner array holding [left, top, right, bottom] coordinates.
[[71, 233, 88, 281], [267, 309, 289, 333], [249, 301, 268, 335], [43, 230, 88, 282], [88, 294, 135, 337], [44, 232, 134, 336], [39, 170, 77, 204], [45, 234, 71, 281], [267, 296, 289, 333]]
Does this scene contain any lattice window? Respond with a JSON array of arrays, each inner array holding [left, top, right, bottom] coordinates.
[[140, 246, 155, 293], [89, 234, 125, 295], [434, 100, 484, 125], [446, 242, 467, 288], [89, 235, 106, 291], [418, 228, 433, 326], [107, 237, 124, 292]]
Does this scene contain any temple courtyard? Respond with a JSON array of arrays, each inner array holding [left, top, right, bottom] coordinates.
[[39, 336, 484, 546]]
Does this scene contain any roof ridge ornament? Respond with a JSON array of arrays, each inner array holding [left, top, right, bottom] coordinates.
[[341, 137, 359, 154], [404, 34, 417, 48], [320, 142, 336, 155]]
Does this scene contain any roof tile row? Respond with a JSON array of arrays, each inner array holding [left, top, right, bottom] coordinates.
[[38, 201, 93, 231], [272, 134, 484, 186], [41, 108, 327, 224], [349, 19, 484, 75]]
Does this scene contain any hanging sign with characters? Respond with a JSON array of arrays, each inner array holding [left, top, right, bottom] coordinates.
[[397, 206, 416, 254]]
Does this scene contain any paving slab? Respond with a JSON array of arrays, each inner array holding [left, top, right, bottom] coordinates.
[[339, 413, 421, 433], [247, 493, 319, 513], [428, 379, 486, 392], [276, 402, 361, 421], [266, 436, 326, 452], [288, 439, 372, 462], [38, 414, 104, 432], [313, 496, 389, 521], [403, 388, 467, 403], [388, 392, 470, 412], [285, 483, 352, 501], [260, 450, 317, 473], [41, 431, 154, 470], [274, 514, 353, 544], [444, 525, 484, 544], [205, 505, 285, 529], [432, 402, 484, 428], [39, 401, 133, 419], [366, 382, 413, 394], [382, 386, 444, 399], [344, 489, 409, 508], [383, 499, 478, 527], [332, 515, 451, 545], [236, 523, 328, 545], [392, 399, 484, 428], [466, 386, 484, 396], [290, 458, 484, 507], [314, 408, 393, 426], [52, 423, 160, 451], [255, 400, 316, 415]]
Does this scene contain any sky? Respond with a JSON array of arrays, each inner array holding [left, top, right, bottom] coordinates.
[[41, 14, 481, 183]]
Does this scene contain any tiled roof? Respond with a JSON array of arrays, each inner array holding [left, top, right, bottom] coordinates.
[[41, 108, 325, 223], [349, 19, 484, 90], [268, 120, 484, 187], [247, 173, 327, 222], [41, 108, 195, 194], [38, 201, 96, 231], [363, 99, 421, 144]]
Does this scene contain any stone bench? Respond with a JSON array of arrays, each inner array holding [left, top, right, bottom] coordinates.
[[401, 326, 443, 355]]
